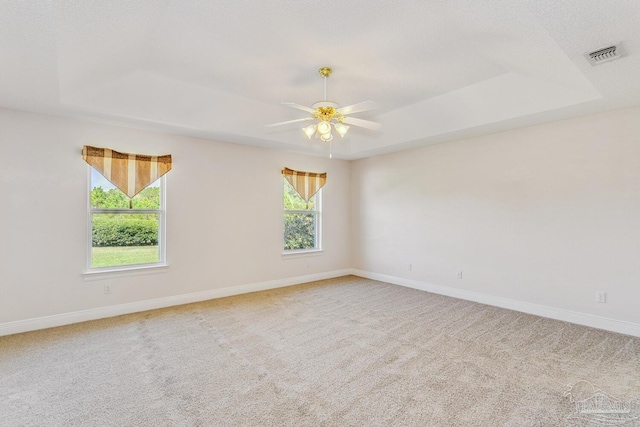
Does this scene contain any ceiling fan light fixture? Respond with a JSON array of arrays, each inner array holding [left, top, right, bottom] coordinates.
[[320, 132, 333, 142], [302, 124, 317, 139], [317, 121, 331, 135], [334, 122, 349, 137]]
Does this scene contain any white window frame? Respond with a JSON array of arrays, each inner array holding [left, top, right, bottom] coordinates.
[[84, 166, 167, 277], [282, 181, 323, 255]]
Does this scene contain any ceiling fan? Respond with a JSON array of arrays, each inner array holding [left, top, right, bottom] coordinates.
[[266, 67, 380, 146]]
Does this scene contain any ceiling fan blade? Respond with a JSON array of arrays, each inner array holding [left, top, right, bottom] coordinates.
[[342, 116, 381, 131], [266, 117, 314, 127], [337, 100, 377, 115], [282, 102, 317, 114]]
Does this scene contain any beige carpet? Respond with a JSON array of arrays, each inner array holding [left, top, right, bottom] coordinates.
[[1, 276, 639, 426]]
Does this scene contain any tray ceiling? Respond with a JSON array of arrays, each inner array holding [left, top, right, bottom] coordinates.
[[1, 0, 639, 159]]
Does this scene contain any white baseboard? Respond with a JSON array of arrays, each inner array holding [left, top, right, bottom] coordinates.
[[0, 269, 351, 337], [350, 269, 640, 338], [4, 269, 639, 338]]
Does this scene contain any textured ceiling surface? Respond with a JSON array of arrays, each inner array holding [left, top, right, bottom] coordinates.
[[1, 0, 639, 159]]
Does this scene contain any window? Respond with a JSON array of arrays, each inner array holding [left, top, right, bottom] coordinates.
[[88, 167, 166, 270], [283, 178, 322, 252]]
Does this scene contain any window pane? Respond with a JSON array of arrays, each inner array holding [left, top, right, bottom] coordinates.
[[91, 213, 159, 267], [90, 168, 160, 209], [283, 180, 315, 210], [284, 213, 317, 250]]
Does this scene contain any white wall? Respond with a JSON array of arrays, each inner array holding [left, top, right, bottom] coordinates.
[[351, 106, 640, 326], [3, 105, 640, 335], [0, 108, 351, 327]]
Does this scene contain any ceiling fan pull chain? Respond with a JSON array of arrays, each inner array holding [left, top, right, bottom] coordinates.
[[329, 139, 333, 159]]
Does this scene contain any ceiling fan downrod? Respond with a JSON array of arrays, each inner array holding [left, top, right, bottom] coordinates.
[[318, 67, 332, 101]]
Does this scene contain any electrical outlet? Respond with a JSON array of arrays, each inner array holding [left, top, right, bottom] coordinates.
[[104, 284, 111, 294], [596, 292, 606, 303], [457, 271, 463, 279]]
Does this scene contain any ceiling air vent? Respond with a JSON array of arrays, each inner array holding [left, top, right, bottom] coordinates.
[[584, 44, 626, 65]]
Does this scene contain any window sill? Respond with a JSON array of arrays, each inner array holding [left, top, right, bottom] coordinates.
[[282, 249, 324, 259], [82, 264, 169, 281]]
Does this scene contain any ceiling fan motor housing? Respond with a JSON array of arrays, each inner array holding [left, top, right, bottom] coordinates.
[[312, 101, 342, 122]]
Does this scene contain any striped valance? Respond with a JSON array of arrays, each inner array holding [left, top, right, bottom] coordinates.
[[82, 145, 172, 201], [282, 167, 327, 203]]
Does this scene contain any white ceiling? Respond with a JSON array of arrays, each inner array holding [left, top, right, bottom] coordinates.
[[1, 0, 639, 159]]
